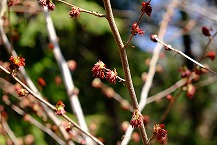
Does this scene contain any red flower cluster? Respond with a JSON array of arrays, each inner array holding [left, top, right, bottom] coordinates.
[[39, 0, 55, 11], [150, 33, 158, 42], [55, 100, 66, 116], [178, 66, 191, 78], [7, 0, 20, 6], [153, 124, 167, 143], [92, 61, 118, 84], [130, 109, 144, 128], [141, 1, 152, 17], [201, 26, 211, 37], [131, 23, 144, 36], [206, 51, 215, 61], [186, 84, 196, 99], [9, 56, 25, 73], [16, 89, 28, 97], [69, 6, 81, 18]]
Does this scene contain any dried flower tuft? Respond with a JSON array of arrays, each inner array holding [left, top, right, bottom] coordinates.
[[150, 34, 158, 42], [153, 124, 167, 143], [131, 23, 144, 36], [92, 60, 106, 79], [55, 100, 66, 116], [141, 1, 152, 17], [130, 109, 144, 128], [9, 56, 25, 73], [206, 51, 215, 61], [69, 6, 81, 18], [17, 89, 28, 97], [202, 26, 211, 37]]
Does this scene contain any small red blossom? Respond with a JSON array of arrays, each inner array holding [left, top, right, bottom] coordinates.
[[186, 84, 196, 99], [39, 0, 55, 11], [150, 33, 158, 42], [131, 23, 144, 36], [92, 60, 106, 79], [17, 89, 28, 97], [153, 124, 167, 143], [166, 94, 173, 102], [69, 6, 81, 18], [7, 0, 20, 6], [178, 66, 191, 78], [202, 26, 211, 37], [47, 2, 55, 11], [38, 77, 46, 87], [206, 51, 215, 61], [130, 109, 144, 128], [141, 1, 152, 17], [194, 67, 206, 75], [63, 122, 72, 132], [55, 101, 66, 116], [105, 69, 118, 84], [9, 56, 25, 72]]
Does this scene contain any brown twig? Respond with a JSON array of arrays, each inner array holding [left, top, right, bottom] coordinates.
[[56, 0, 105, 17], [103, 0, 148, 144], [0, 65, 104, 145]]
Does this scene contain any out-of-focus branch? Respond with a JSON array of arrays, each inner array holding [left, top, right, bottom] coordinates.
[[1, 117, 20, 145], [0, 2, 74, 144], [180, 2, 217, 22], [0, 65, 103, 145], [0, 88, 66, 144], [42, 7, 95, 145]]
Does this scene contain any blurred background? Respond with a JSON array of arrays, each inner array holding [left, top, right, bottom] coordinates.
[[0, 0, 217, 144]]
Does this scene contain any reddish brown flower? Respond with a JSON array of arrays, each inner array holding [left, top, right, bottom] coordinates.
[[206, 51, 215, 61], [141, 1, 152, 17], [92, 60, 106, 79], [202, 26, 211, 37], [55, 100, 66, 116], [39, 0, 47, 7], [38, 77, 46, 87], [105, 69, 118, 84], [17, 89, 28, 97], [150, 34, 158, 42], [131, 23, 144, 36], [69, 6, 81, 18], [130, 109, 144, 128], [63, 122, 72, 132], [39, 0, 55, 11], [153, 124, 167, 142], [9, 56, 25, 72], [186, 84, 196, 99], [7, 0, 20, 6], [194, 67, 206, 75], [47, 2, 55, 11], [178, 66, 191, 78]]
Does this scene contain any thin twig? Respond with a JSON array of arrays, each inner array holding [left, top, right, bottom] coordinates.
[[42, 7, 95, 145], [0, 65, 104, 145], [56, 0, 105, 17], [0, 3, 74, 143], [1, 118, 20, 145], [103, 0, 148, 144]]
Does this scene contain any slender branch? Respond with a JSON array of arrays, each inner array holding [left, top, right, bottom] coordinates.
[[0, 65, 104, 145], [0, 3, 74, 143], [42, 7, 94, 144], [56, 0, 105, 17], [103, 0, 148, 144], [152, 35, 217, 75], [1, 118, 20, 145]]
